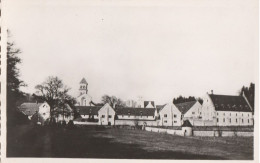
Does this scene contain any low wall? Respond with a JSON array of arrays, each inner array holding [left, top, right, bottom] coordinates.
[[74, 121, 99, 125], [145, 127, 253, 137], [145, 127, 184, 136], [115, 120, 158, 126]]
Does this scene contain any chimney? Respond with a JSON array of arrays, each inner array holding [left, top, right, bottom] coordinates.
[[211, 90, 213, 94]]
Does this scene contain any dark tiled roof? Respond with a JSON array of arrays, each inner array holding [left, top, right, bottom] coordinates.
[[175, 101, 197, 115], [19, 102, 43, 116], [80, 78, 88, 84], [75, 106, 102, 115], [182, 120, 193, 127], [144, 101, 155, 108], [156, 104, 167, 113], [115, 107, 155, 116], [209, 94, 251, 112]]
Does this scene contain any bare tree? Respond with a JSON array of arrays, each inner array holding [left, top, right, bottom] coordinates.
[[35, 76, 75, 118], [101, 95, 126, 108]]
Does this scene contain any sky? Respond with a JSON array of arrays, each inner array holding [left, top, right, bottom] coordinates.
[[5, 0, 258, 105]]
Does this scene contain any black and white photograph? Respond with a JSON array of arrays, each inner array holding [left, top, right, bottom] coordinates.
[[1, 0, 258, 162]]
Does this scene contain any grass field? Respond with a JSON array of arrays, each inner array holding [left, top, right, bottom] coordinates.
[[7, 124, 253, 159]]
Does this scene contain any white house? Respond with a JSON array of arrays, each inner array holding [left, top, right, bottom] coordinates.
[[76, 78, 93, 106], [175, 101, 202, 125], [158, 103, 182, 126], [202, 92, 253, 126], [98, 103, 116, 125], [114, 107, 158, 126], [19, 102, 50, 121]]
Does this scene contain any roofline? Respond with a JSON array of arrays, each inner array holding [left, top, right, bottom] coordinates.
[[242, 93, 253, 111]]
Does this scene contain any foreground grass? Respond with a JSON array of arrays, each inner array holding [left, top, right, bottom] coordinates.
[[7, 124, 253, 159]]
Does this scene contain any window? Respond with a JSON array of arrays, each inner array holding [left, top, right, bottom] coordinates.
[[174, 121, 177, 123], [174, 114, 177, 118], [236, 113, 237, 116], [217, 118, 219, 122], [164, 120, 167, 123], [242, 114, 243, 117], [242, 119, 244, 123], [43, 113, 46, 115], [230, 119, 231, 123], [122, 115, 124, 117], [192, 112, 195, 114], [223, 113, 225, 116], [248, 119, 250, 123], [236, 119, 238, 123], [164, 114, 167, 118], [223, 118, 225, 122], [248, 114, 250, 117], [102, 115, 105, 118], [108, 115, 112, 118], [147, 116, 148, 118]]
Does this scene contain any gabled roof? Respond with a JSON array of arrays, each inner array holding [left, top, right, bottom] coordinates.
[[175, 101, 197, 115], [156, 104, 167, 112], [80, 78, 88, 84], [75, 106, 102, 115], [182, 120, 193, 127], [144, 101, 155, 108], [19, 102, 43, 116], [209, 94, 251, 112], [115, 107, 155, 116]]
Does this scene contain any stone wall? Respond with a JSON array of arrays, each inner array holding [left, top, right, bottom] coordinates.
[[145, 127, 253, 137]]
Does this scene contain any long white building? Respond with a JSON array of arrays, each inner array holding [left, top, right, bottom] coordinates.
[[202, 92, 253, 126]]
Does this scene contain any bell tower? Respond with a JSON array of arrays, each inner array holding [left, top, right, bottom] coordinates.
[[79, 78, 88, 95]]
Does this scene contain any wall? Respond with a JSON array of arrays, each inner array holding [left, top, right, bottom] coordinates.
[[115, 120, 158, 126], [145, 127, 253, 137], [216, 111, 253, 126], [117, 115, 155, 120], [184, 101, 202, 119], [159, 104, 182, 126], [74, 121, 99, 125], [201, 94, 215, 121], [39, 103, 50, 120], [98, 104, 115, 125]]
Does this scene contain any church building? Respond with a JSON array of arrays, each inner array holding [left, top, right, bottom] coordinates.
[[76, 78, 93, 106]]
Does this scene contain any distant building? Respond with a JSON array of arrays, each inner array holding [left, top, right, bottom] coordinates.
[[19, 102, 50, 122], [114, 107, 158, 126], [74, 104, 115, 125], [158, 103, 182, 126], [144, 101, 155, 108], [76, 78, 92, 106], [175, 101, 202, 125], [202, 92, 253, 126]]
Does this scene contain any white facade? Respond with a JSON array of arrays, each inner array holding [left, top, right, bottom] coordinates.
[[183, 101, 202, 119], [38, 102, 50, 121], [98, 103, 116, 125], [76, 93, 92, 106], [159, 103, 182, 126], [201, 93, 253, 126], [215, 111, 253, 126]]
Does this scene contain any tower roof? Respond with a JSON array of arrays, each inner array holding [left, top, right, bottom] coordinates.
[[80, 78, 88, 84]]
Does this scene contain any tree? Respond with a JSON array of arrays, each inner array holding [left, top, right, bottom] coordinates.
[[239, 83, 255, 113], [35, 76, 75, 118], [101, 95, 126, 108], [7, 30, 27, 126], [173, 96, 196, 104]]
